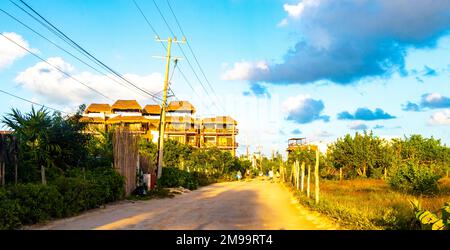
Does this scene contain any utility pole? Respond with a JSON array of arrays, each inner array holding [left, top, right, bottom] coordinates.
[[155, 36, 185, 179]]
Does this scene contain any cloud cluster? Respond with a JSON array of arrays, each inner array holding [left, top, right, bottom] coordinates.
[[242, 82, 271, 98], [0, 32, 36, 70], [403, 93, 450, 111], [349, 122, 368, 130], [291, 128, 302, 135], [223, 0, 450, 85], [15, 57, 163, 106], [338, 107, 396, 121], [428, 109, 450, 126], [282, 94, 330, 124]]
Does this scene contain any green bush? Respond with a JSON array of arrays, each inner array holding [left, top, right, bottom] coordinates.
[[389, 161, 441, 195], [7, 184, 64, 224], [0, 167, 125, 229], [157, 167, 198, 190], [192, 172, 217, 186], [0, 189, 22, 230]]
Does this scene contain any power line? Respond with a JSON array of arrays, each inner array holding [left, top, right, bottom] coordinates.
[[0, 32, 114, 101], [0, 8, 152, 101], [150, 0, 225, 114], [12, 0, 163, 103], [165, 0, 226, 113], [0, 89, 68, 114], [176, 65, 213, 114], [132, 0, 213, 114]]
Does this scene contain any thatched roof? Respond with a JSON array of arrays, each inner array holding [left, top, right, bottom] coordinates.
[[143, 105, 161, 115], [202, 117, 216, 124], [85, 103, 111, 114], [167, 101, 196, 114], [80, 116, 106, 123], [202, 116, 237, 125], [111, 100, 142, 111], [106, 116, 150, 124], [215, 116, 237, 125]]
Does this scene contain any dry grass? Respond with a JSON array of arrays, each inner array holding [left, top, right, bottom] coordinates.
[[291, 178, 450, 230]]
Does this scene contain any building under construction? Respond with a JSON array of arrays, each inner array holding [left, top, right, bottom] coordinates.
[[80, 100, 239, 156], [287, 137, 318, 155]]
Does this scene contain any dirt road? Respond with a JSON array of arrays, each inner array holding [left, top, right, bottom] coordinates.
[[30, 179, 339, 230]]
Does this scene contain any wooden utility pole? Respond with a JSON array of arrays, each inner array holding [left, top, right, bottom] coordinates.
[[155, 36, 185, 179], [315, 149, 320, 204]]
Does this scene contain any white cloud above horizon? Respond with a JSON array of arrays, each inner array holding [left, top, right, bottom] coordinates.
[[0, 32, 37, 70], [15, 57, 164, 107], [221, 60, 268, 81], [428, 109, 450, 126]]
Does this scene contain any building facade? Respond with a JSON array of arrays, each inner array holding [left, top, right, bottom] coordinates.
[[80, 100, 239, 156]]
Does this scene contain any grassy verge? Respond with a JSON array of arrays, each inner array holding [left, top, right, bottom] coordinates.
[[287, 178, 450, 230]]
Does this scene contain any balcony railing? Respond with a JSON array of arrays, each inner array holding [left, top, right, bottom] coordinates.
[[165, 127, 197, 133], [201, 142, 239, 148], [202, 128, 239, 134]]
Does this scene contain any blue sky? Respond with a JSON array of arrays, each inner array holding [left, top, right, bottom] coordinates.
[[0, 0, 449, 156]]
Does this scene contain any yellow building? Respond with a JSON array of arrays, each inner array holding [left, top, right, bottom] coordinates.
[[81, 100, 239, 156]]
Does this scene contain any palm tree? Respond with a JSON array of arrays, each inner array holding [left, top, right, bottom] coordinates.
[[2, 106, 59, 184]]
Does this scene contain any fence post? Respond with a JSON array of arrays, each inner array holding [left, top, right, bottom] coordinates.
[[296, 161, 300, 190], [315, 149, 320, 204], [307, 164, 311, 198], [301, 162, 305, 193], [0, 162, 4, 186], [41, 165, 46, 185]]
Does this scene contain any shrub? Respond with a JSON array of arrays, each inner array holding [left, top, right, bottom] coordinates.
[[192, 172, 216, 186], [7, 184, 64, 224], [0, 167, 125, 229], [0, 188, 22, 230], [54, 167, 124, 216], [389, 161, 441, 195], [157, 167, 198, 190]]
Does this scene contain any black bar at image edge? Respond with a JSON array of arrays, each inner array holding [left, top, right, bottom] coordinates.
[[0, 230, 448, 249]]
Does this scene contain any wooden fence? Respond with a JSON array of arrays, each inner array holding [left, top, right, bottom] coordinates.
[[113, 129, 139, 196], [281, 149, 320, 204], [0, 133, 18, 186]]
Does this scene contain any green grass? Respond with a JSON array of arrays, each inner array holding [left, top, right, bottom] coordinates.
[[288, 178, 450, 230]]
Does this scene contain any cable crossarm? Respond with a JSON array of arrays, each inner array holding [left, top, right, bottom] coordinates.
[[165, 0, 226, 113], [150, 0, 225, 114], [0, 32, 113, 101], [11, 0, 163, 103], [132, 0, 212, 114]]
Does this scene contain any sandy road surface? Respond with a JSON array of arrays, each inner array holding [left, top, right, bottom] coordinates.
[[29, 179, 339, 230]]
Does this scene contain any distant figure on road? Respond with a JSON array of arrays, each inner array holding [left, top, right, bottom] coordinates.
[[236, 171, 242, 181], [268, 170, 274, 181]]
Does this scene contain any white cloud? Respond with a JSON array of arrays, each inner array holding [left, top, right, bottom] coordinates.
[[221, 60, 268, 81], [15, 57, 164, 106], [277, 18, 289, 27], [428, 109, 450, 126], [282, 94, 329, 124], [348, 121, 369, 130], [0, 32, 36, 70], [283, 0, 320, 19], [425, 93, 443, 103]]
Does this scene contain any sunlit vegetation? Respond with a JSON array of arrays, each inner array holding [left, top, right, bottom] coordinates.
[[284, 131, 450, 230]]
